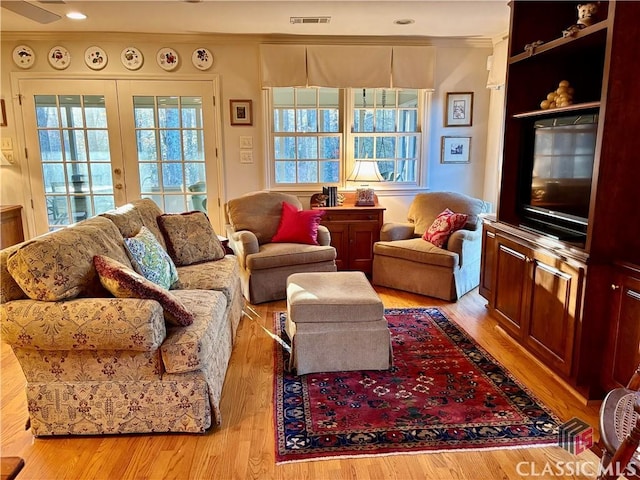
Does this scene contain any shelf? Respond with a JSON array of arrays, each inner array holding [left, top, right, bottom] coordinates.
[[513, 101, 601, 119], [509, 20, 609, 64]]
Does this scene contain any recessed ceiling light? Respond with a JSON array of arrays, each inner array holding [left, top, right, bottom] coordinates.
[[394, 19, 415, 26], [66, 12, 87, 20]]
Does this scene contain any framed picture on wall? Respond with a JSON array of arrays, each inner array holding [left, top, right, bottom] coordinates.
[[445, 92, 474, 127], [441, 136, 471, 164], [230, 99, 253, 126], [0, 99, 7, 127]]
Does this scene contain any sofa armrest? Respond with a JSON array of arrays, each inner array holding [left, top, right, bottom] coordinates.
[[447, 229, 481, 267], [317, 224, 331, 246], [1, 298, 166, 351], [380, 222, 416, 241]]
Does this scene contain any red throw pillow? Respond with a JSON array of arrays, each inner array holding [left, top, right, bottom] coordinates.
[[271, 202, 325, 245], [422, 208, 469, 248]]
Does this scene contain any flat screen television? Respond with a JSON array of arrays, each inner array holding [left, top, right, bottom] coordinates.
[[519, 110, 599, 244]]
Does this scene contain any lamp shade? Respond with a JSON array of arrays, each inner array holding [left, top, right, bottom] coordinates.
[[347, 160, 384, 183]]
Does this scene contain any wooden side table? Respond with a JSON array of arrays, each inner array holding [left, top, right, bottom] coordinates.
[[0, 205, 24, 249], [312, 192, 385, 275]]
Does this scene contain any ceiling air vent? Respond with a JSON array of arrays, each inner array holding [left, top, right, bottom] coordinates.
[[290, 16, 331, 25]]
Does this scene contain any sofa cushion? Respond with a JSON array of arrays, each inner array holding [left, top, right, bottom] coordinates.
[[226, 191, 302, 244], [123, 226, 179, 289], [160, 289, 229, 374], [271, 202, 324, 245], [373, 238, 459, 268], [176, 256, 240, 305], [94, 255, 194, 327], [6, 216, 130, 301], [1, 243, 27, 303], [101, 198, 167, 250], [422, 209, 468, 248], [246, 243, 337, 271], [158, 211, 226, 266]]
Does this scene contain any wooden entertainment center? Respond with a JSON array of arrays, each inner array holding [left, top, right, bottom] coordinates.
[[481, 1, 640, 399]]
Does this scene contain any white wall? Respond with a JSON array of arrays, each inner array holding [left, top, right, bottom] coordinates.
[[1, 32, 499, 237]]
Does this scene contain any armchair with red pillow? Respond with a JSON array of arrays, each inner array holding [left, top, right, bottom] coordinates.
[[372, 191, 489, 301], [225, 191, 337, 304]]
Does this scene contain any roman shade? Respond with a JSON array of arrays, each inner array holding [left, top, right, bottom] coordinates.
[[260, 44, 435, 89], [259, 44, 308, 87]]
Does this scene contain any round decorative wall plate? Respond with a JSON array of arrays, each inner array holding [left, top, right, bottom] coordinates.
[[157, 47, 179, 71], [48, 46, 71, 70], [192, 47, 213, 71], [84, 46, 108, 70], [121, 47, 143, 70], [13, 45, 35, 69]]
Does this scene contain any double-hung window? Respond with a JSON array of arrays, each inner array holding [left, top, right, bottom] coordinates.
[[268, 87, 425, 188], [350, 88, 420, 183], [272, 87, 341, 184]]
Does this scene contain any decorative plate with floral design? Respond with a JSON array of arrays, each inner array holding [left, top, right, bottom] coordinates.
[[192, 48, 213, 70], [121, 47, 143, 70], [13, 45, 35, 69], [84, 46, 108, 70], [157, 47, 179, 71], [48, 46, 71, 70]]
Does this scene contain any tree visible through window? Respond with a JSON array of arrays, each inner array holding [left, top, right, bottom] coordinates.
[[272, 87, 341, 184], [269, 87, 423, 186]]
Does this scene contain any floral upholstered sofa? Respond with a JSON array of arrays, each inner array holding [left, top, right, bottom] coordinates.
[[0, 199, 243, 436]]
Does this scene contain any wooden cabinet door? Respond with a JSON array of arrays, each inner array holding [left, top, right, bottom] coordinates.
[[349, 221, 379, 274], [603, 264, 640, 390], [324, 221, 349, 271], [524, 252, 583, 376], [480, 222, 496, 302], [494, 235, 530, 340]]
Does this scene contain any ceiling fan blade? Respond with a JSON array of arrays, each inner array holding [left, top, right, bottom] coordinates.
[[2, 1, 61, 24]]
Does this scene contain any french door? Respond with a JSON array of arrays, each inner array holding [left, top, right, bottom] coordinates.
[[19, 78, 221, 236]]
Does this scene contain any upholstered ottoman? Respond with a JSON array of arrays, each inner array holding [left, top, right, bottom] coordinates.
[[285, 271, 392, 375]]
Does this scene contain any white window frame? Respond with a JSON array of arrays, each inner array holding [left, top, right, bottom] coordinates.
[[264, 88, 431, 192]]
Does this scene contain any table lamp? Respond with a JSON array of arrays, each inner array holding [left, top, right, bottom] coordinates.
[[347, 160, 384, 206]]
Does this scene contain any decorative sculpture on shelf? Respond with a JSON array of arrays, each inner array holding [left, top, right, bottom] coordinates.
[[540, 80, 574, 110], [563, 3, 599, 37]]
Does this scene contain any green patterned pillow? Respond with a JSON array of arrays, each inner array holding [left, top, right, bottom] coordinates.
[[123, 226, 179, 290]]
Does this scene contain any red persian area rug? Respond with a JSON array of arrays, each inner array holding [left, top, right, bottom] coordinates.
[[273, 307, 561, 464]]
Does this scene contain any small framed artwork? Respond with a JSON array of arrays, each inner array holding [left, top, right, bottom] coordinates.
[[0, 99, 6, 127], [445, 92, 474, 127], [441, 136, 471, 164], [230, 99, 253, 126]]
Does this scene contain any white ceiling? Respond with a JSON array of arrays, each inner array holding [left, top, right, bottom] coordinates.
[[1, 1, 510, 39]]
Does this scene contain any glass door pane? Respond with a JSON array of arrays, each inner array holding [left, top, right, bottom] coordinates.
[[19, 80, 125, 236], [134, 95, 207, 214], [118, 80, 221, 230], [36, 94, 115, 229]]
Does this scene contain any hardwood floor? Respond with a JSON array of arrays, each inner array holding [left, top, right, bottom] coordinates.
[[1, 288, 603, 479]]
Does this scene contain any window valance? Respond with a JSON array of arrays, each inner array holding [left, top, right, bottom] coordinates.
[[260, 44, 435, 89]]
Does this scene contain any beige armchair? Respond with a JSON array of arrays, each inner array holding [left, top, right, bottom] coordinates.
[[372, 192, 489, 301], [225, 191, 337, 304]]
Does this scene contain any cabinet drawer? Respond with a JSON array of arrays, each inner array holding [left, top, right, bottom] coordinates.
[[323, 212, 380, 222]]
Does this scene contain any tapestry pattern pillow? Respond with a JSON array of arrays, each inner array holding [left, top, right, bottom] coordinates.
[[93, 255, 194, 327], [422, 208, 469, 248], [123, 226, 179, 289], [271, 202, 324, 245], [157, 211, 226, 266]]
